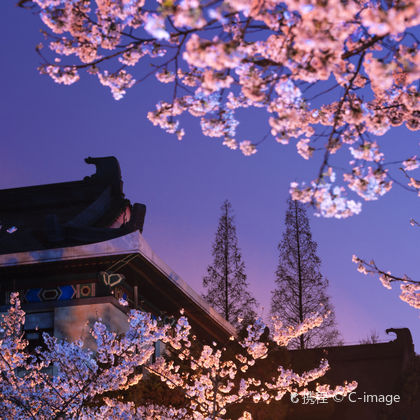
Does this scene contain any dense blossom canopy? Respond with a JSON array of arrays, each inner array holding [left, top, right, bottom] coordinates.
[[20, 0, 420, 218], [0, 294, 357, 419]]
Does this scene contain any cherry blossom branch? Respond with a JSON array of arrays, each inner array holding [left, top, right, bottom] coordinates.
[[352, 255, 420, 309], [342, 34, 386, 59], [15, 0, 420, 218], [315, 52, 366, 189]]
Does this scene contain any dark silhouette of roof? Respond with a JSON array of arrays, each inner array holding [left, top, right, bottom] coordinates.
[[0, 157, 146, 254]]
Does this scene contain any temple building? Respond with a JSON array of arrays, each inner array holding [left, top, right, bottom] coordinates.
[[0, 156, 235, 349]]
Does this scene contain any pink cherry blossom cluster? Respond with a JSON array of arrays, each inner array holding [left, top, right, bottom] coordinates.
[[21, 0, 420, 217], [0, 292, 172, 418], [290, 178, 362, 219], [1, 292, 357, 418], [83, 400, 189, 419], [149, 311, 357, 418]]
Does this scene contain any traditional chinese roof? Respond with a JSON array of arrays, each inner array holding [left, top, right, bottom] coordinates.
[[0, 157, 236, 341], [0, 157, 146, 255]]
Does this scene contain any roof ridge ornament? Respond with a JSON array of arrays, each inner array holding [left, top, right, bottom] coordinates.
[[84, 156, 122, 192]]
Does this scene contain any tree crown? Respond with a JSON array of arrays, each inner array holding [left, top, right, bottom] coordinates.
[[203, 200, 257, 327], [272, 198, 341, 349], [19, 0, 420, 217]]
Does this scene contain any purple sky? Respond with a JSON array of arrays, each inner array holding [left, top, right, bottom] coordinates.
[[1, 3, 419, 351]]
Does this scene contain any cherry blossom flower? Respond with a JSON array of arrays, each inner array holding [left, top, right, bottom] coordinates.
[[239, 140, 257, 156], [403, 156, 420, 171]]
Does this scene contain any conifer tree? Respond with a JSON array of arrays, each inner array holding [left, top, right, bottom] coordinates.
[[271, 198, 341, 349], [203, 200, 257, 328]]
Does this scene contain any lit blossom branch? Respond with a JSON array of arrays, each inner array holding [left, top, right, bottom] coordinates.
[[352, 255, 420, 310], [146, 314, 357, 418], [401, 167, 420, 196], [18, 0, 420, 217], [1, 293, 356, 419], [0, 293, 175, 419]]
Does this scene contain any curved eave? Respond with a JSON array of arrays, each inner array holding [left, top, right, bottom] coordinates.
[[0, 231, 236, 338]]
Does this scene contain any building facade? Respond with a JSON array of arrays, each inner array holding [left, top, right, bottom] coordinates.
[[0, 157, 235, 351]]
